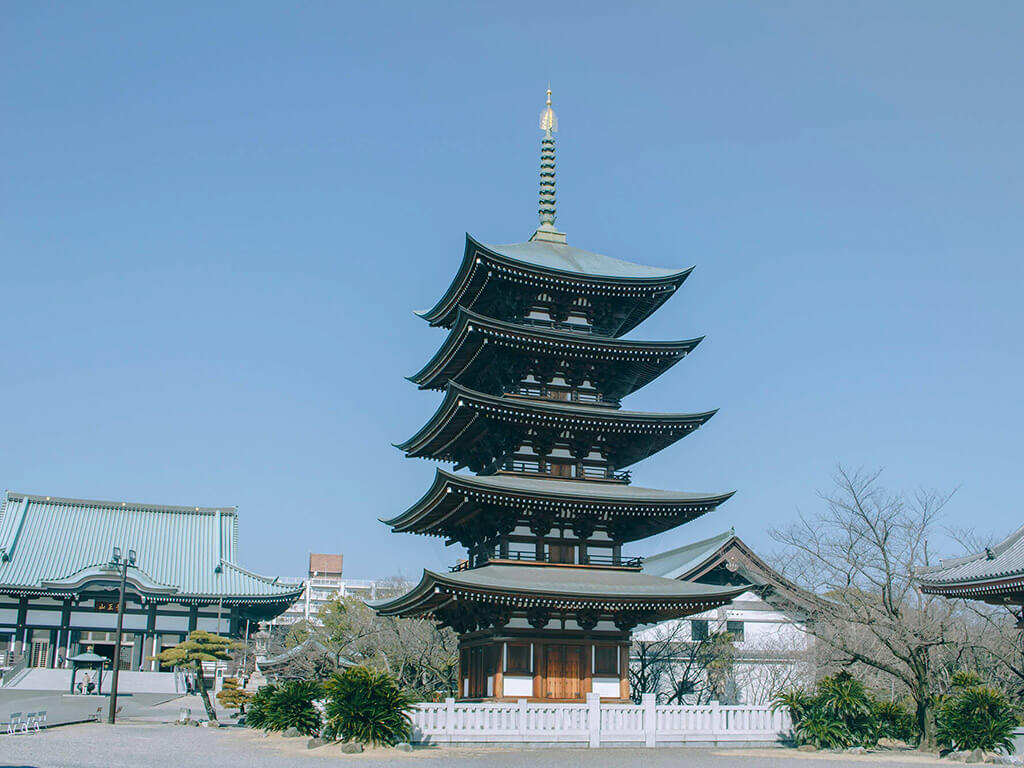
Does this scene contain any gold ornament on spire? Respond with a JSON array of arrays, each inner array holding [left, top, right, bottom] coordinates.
[[539, 88, 558, 133]]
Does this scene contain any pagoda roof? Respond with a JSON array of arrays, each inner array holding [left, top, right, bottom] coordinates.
[[915, 524, 1024, 604], [417, 235, 692, 335], [0, 491, 302, 615], [485, 240, 688, 280], [369, 563, 745, 618], [409, 307, 701, 400], [382, 468, 733, 543], [395, 383, 715, 471]]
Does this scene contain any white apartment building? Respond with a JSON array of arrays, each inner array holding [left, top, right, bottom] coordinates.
[[269, 553, 385, 628]]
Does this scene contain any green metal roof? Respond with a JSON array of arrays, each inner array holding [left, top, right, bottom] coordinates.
[[641, 529, 737, 580], [0, 491, 302, 603]]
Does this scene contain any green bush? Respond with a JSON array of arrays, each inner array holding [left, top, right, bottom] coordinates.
[[872, 698, 916, 742], [937, 684, 1017, 754], [323, 666, 415, 746], [772, 688, 814, 725], [245, 683, 276, 730], [817, 672, 875, 742], [773, 672, 898, 749], [794, 706, 854, 750], [246, 681, 322, 736]]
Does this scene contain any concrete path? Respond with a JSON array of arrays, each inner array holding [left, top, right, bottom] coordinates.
[[0, 690, 186, 729], [0, 722, 952, 768]]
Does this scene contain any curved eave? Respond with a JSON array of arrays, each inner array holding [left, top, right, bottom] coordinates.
[[371, 567, 745, 618], [409, 307, 701, 392], [395, 384, 716, 467], [382, 468, 734, 539], [417, 234, 692, 329], [918, 575, 1024, 600]]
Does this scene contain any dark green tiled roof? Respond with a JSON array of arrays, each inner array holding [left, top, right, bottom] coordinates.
[[917, 524, 1024, 597], [371, 563, 744, 616]]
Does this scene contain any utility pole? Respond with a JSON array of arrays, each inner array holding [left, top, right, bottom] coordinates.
[[107, 547, 136, 725]]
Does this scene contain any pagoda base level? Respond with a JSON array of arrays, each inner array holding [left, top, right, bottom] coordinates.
[[456, 629, 630, 702]]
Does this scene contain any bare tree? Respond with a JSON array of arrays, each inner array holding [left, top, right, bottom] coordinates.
[[770, 466, 961, 748], [631, 620, 736, 704], [730, 632, 813, 705]]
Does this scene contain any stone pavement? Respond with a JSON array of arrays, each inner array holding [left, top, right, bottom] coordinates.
[[0, 722, 954, 768], [0, 690, 184, 730]]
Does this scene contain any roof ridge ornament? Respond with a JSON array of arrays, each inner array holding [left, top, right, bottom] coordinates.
[[530, 88, 568, 245]]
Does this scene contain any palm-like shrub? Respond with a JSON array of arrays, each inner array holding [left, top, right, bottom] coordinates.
[[772, 688, 813, 725], [246, 684, 277, 730], [323, 666, 415, 746], [266, 680, 323, 736], [872, 698, 916, 742], [794, 706, 854, 750], [937, 684, 1017, 754], [773, 672, 887, 749], [818, 672, 875, 741], [246, 681, 322, 736]]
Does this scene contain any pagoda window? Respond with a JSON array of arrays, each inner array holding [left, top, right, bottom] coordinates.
[[594, 645, 619, 676], [506, 643, 532, 674]]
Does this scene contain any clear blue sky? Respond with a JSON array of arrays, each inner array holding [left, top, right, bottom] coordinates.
[[3, 2, 1022, 580]]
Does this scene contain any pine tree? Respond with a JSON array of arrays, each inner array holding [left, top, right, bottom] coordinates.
[[216, 677, 253, 713], [153, 631, 238, 721]]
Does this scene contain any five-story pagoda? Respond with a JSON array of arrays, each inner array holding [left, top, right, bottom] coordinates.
[[372, 91, 742, 701]]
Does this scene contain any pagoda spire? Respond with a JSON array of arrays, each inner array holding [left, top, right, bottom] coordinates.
[[531, 88, 567, 245]]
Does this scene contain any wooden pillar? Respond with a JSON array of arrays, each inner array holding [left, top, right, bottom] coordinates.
[[187, 605, 198, 632], [619, 644, 630, 701], [532, 641, 542, 699], [493, 642, 504, 698], [582, 641, 592, 695]]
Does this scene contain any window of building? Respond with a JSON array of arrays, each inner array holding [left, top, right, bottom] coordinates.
[[690, 619, 709, 641], [726, 620, 744, 642], [506, 643, 531, 674], [593, 645, 619, 675]]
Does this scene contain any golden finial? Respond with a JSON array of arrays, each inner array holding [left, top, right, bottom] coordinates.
[[539, 88, 558, 133]]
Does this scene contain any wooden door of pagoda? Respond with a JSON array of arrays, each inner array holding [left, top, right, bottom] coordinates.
[[544, 645, 582, 699]]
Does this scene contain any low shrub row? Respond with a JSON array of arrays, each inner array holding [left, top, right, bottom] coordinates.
[[246, 666, 414, 746], [773, 670, 1018, 753]]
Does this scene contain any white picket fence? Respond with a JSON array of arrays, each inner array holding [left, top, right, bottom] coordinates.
[[409, 695, 792, 747]]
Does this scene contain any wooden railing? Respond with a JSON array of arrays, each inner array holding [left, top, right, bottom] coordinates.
[[408, 695, 792, 747]]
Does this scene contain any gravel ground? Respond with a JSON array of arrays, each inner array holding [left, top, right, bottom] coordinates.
[[0, 722, 951, 768]]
